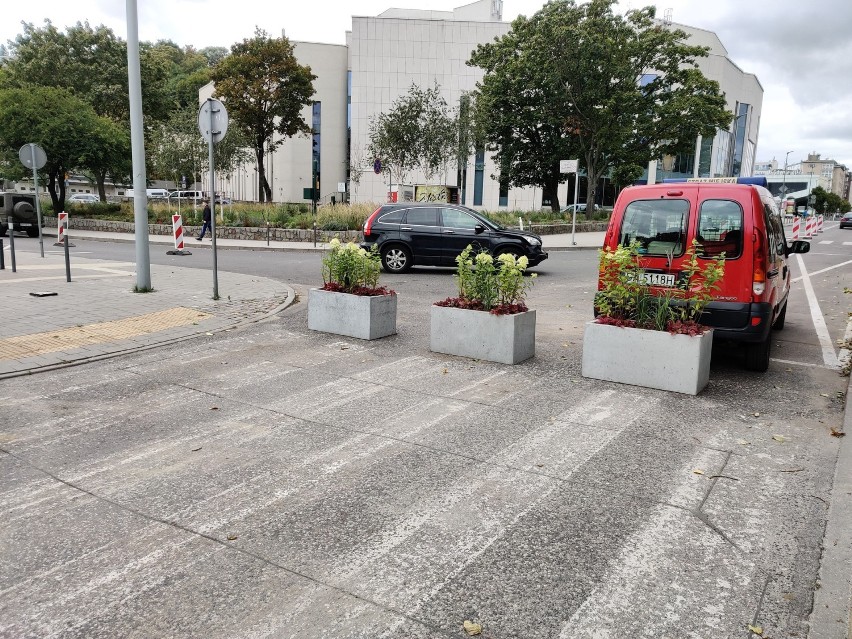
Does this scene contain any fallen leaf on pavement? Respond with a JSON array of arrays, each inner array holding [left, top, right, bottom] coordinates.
[[772, 434, 786, 443], [210, 406, 219, 411], [191, 447, 202, 452], [693, 469, 705, 475], [747, 624, 764, 636], [226, 534, 238, 541], [442, 368, 448, 374], [463, 620, 482, 636], [737, 439, 751, 446], [831, 429, 846, 438], [753, 412, 760, 417]]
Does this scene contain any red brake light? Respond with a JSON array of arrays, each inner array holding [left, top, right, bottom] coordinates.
[[364, 206, 382, 236]]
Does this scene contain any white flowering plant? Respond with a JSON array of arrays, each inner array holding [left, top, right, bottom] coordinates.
[[436, 244, 536, 315], [321, 238, 394, 296]]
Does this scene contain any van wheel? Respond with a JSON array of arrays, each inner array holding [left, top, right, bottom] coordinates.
[[772, 302, 787, 330], [381, 245, 412, 273], [745, 336, 771, 372]]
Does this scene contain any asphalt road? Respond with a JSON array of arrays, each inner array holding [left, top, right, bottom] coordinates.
[[2, 226, 850, 638]]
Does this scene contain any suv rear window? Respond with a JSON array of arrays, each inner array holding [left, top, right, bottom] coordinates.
[[619, 199, 689, 257], [698, 199, 743, 258], [378, 209, 405, 224]]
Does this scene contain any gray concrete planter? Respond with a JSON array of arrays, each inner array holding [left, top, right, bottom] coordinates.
[[430, 305, 536, 364], [307, 288, 397, 340], [581, 321, 713, 395]]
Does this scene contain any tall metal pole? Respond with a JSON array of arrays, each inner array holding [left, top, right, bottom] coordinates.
[[781, 150, 792, 212], [125, 0, 151, 290], [29, 144, 45, 258], [208, 101, 219, 300]]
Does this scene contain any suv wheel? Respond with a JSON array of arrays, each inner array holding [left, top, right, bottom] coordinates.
[[381, 245, 412, 273]]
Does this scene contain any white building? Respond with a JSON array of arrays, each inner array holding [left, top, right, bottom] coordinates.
[[204, 3, 763, 210]]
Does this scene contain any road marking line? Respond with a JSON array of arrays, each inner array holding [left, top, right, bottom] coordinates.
[[794, 254, 840, 370], [790, 259, 852, 283]]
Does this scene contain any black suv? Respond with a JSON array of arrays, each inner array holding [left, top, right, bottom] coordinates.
[[361, 203, 548, 273]]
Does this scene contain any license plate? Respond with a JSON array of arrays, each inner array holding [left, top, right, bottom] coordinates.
[[639, 272, 676, 287]]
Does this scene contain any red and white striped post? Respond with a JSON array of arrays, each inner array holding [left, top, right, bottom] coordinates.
[[791, 216, 800, 240], [57, 211, 68, 243], [818, 214, 824, 233], [804, 215, 813, 239], [172, 214, 184, 250]]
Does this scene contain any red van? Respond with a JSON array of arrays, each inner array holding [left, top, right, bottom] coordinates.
[[600, 177, 810, 371]]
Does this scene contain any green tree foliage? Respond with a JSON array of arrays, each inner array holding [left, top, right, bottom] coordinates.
[[146, 105, 251, 185], [2, 21, 170, 122], [810, 186, 851, 215], [211, 29, 315, 202], [469, 0, 732, 213], [368, 83, 458, 186], [0, 87, 108, 210]]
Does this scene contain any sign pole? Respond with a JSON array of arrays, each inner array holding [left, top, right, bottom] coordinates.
[[29, 144, 45, 258], [208, 101, 219, 300]]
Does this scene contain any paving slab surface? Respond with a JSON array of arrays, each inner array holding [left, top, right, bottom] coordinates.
[[1, 302, 847, 638]]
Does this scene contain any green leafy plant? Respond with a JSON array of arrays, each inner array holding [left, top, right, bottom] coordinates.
[[436, 244, 536, 315], [320, 238, 392, 296], [595, 240, 724, 334]]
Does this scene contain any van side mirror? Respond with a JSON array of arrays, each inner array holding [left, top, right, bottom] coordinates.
[[788, 240, 810, 255]]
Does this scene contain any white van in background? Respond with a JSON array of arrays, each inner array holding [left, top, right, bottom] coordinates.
[[168, 190, 204, 202], [146, 189, 170, 199]]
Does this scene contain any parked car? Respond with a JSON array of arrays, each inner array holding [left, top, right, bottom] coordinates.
[[600, 176, 810, 371], [68, 193, 100, 204], [168, 190, 205, 202], [361, 203, 548, 274], [840, 212, 852, 229], [561, 203, 600, 215], [0, 192, 39, 237]]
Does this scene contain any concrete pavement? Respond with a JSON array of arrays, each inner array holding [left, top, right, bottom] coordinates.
[[1, 226, 851, 638]]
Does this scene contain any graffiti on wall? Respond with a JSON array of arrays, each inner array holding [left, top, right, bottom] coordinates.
[[415, 185, 448, 203]]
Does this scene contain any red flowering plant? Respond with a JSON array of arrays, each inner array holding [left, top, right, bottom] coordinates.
[[435, 244, 536, 315], [595, 241, 724, 335], [321, 238, 395, 296]]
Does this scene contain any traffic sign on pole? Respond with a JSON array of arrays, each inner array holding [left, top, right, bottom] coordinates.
[[197, 99, 229, 144], [19, 143, 47, 258]]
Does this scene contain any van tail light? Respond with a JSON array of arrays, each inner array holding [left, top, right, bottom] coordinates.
[[752, 230, 766, 297]]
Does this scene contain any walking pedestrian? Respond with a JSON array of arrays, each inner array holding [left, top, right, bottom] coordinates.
[[197, 199, 212, 240]]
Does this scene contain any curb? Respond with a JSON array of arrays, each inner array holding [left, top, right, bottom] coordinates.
[[809, 315, 852, 638]]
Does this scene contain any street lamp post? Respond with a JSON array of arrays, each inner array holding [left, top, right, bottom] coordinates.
[[781, 150, 793, 213]]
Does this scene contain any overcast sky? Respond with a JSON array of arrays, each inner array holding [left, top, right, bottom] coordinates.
[[3, 0, 851, 170]]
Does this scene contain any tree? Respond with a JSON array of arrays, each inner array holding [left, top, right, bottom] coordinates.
[[78, 116, 132, 201], [0, 87, 105, 210], [211, 29, 315, 202], [368, 83, 458, 187], [146, 105, 252, 187], [1, 21, 171, 123], [469, 0, 732, 213]]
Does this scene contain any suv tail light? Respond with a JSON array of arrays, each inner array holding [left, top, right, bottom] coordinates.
[[752, 230, 766, 297], [363, 206, 382, 236]]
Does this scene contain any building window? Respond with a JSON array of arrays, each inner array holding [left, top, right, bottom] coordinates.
[[732, 102, 749, 177], [473, 149, 485, 206]]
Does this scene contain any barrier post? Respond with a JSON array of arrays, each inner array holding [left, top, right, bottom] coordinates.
[[818, 214, 824, 233], [791, 217, 800, 240], [0, 238, 4, 270], [56, 211, 67, 245], [804, 216, 813, 239], [166, 214, 192, 256]]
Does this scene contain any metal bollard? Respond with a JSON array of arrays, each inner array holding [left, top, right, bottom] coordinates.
[[7, 216, 16, 272]]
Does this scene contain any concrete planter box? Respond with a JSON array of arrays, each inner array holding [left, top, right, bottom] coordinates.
[[308, 288, 397, 340], [581, 321, 713, 395], [430, 305, 536, 365]]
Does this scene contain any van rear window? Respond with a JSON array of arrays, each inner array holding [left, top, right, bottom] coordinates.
[[619, 199, 688, 257], [697, 200, 743, 258]]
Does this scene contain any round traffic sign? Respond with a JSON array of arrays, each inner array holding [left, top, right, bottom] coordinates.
[[373, 158, 382, 174], [198, 98, 229, 144], [19, 143, 47, 169]]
